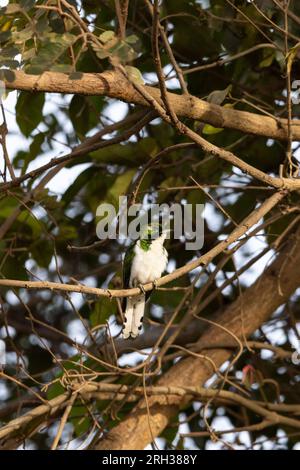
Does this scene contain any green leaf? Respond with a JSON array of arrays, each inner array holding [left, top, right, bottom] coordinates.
[[0, 196, 41, 238], [27, 33, 77, 74], [99, 30, 115, 43], [90, 297, 116, 327], [125, 65, 144, 85], [0, 197, 19, 218], [109, 41, 137, 62], [259, 51, 275, 68], [70, 405, 91, 437], [106, 169, 136, 208], [202, 123, 224, 135], [93, 35, 137, 62], [12, 26, 36, 44], [27, 132, 45, 167], [5, 4, 21, 14], [62, 166, 95, 207], [56, 223, 78, 241], [126, 34, 139, 44], [46, 381, 65, 400], [0, 31, 11, 43], [187, 188, 206, 216], [266, 213, 294, 246], [157, 176, 184, 203], [92, 138, 157, 167], [151, 277, 187, 309], [50, 63, 73, 73], [160, 424, 178, 446], [275, 50, 285, 70], [35, 16, 49, 34], [0, 46, 19, 57], [16, 91, 45, 137], [207, 85, 232, 105], [0, 69, 15, 82], [286, 42, 300, 75], [94, 47, 110, 59], [69, 71, 84, 80], [20, 0, 35, 11], [18, 209, 42, 238], [0, 253, 27, 281], [0, 58, 19, 68], [22, 48, 36, 60], [69, 95, 104, 138]]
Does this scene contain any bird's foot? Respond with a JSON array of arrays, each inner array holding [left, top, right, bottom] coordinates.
[[138, 283, 146, 295], [152, 279, 158, 290]]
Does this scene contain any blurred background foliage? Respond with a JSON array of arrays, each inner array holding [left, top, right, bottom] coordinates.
[[0, 0, 300, 450]]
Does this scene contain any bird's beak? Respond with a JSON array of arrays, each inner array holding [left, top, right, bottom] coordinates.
[[163, 228, 172, 236]]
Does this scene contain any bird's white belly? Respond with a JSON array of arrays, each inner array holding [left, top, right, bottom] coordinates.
[[130, 241, 168, 286]]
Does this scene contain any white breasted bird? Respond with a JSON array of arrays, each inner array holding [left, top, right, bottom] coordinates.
[[122, 224, 169, 339]]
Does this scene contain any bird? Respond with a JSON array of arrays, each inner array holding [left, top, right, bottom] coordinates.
[[122, 224, 169, 339]]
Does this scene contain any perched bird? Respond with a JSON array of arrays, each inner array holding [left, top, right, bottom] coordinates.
[[122, 224, 168, 339]]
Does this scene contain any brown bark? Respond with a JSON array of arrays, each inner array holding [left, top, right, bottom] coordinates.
[[4, 70, 300, 141], [94, 224, 300, 449]]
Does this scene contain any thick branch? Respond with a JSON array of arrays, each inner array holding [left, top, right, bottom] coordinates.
[[0, 391, 69, 449], [4, 70, 300, 141], [2, 381, 300, 446]]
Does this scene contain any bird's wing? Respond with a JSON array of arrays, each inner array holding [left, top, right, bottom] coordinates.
[[123, 242, 136, 288], [122, 242, 136, 311]]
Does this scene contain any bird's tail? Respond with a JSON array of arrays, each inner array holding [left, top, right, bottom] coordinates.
[[122, 293, 145, 339]]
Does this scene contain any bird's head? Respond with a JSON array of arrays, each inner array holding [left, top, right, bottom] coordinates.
[[140, 222, 171, 241]]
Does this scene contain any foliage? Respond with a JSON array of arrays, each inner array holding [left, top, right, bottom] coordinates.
[[0, 0, 300, 451]]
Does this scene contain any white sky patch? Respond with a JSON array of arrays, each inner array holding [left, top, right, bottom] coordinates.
[[0, 325, 16, 339], [104, 100, 128, 123], [117, 348, 152, 368], [66, 318, 88, 344]]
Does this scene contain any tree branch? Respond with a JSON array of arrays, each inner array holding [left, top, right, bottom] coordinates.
[[0, 191, 286, 298], [2, 381, 300, 446], [3, 70, 300, 141]]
